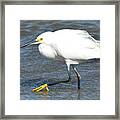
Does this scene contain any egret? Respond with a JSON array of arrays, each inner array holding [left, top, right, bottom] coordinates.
[[21, 29, 100, 92]]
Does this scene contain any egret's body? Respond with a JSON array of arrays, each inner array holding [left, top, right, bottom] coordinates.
[[38, 29, 100, 64], [21, 29, 100, 91]]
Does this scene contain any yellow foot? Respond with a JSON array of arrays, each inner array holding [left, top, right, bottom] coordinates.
[[32, 84, 49, 92]]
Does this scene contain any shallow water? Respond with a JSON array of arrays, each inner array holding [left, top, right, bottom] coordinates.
[[20, 20, 100, 100]]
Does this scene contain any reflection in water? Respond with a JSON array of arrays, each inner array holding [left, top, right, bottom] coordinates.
[[20, 20, 100, 100], [77, 90, 81, 100]]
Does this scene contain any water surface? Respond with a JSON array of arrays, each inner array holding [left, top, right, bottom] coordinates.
[[20, 20, 100, 100]]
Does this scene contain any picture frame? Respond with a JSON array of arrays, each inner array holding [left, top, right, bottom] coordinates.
[[0, 0, 119, 119]]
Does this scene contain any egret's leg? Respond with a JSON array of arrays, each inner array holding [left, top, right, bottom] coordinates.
[[72, 66, 81, 89], [66, 61, 71, 82], [67, 69, 71, 82], [32, 63, 71, 92], [49, 63, 71, 85]]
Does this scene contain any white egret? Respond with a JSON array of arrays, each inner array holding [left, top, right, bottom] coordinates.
[[21, 29, 100, 92]]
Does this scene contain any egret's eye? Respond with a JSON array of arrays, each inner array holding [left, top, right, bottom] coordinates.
[[40, 38, 43, 41]]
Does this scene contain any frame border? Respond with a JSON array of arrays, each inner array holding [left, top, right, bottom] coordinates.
[[0, 0, 119, 119]]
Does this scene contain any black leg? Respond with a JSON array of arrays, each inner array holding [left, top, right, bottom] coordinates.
[[48, 63, 71, 86], [67, 66, 71, 82], [72, 65, 81, 89]]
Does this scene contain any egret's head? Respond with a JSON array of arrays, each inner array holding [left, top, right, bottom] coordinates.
[[20, 36, 44, 48], [20, 32, 51, 48], [34, 32, 52, 44]]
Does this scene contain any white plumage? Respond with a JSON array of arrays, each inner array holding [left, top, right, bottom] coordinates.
[[38, 29, 100, 63]]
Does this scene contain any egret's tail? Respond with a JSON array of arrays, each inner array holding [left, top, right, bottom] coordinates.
[[95, 40, 100, 48]]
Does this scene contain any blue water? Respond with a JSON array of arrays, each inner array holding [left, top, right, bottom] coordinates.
[[20, 20, 100, 100]]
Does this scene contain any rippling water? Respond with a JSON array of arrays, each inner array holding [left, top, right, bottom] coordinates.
[[20, 20, 100, 100]]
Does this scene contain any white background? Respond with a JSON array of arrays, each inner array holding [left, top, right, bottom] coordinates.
[[5, 5, 115, 115]]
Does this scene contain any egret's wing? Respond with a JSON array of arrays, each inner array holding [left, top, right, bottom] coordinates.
[[76, 30, 100, 48], [51, 29, 100, 60], [54, 29, 100, 48]]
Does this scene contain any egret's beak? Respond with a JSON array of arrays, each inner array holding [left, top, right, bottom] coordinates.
[[20, 42, 35, 48], [20, 38, 42, 48]]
